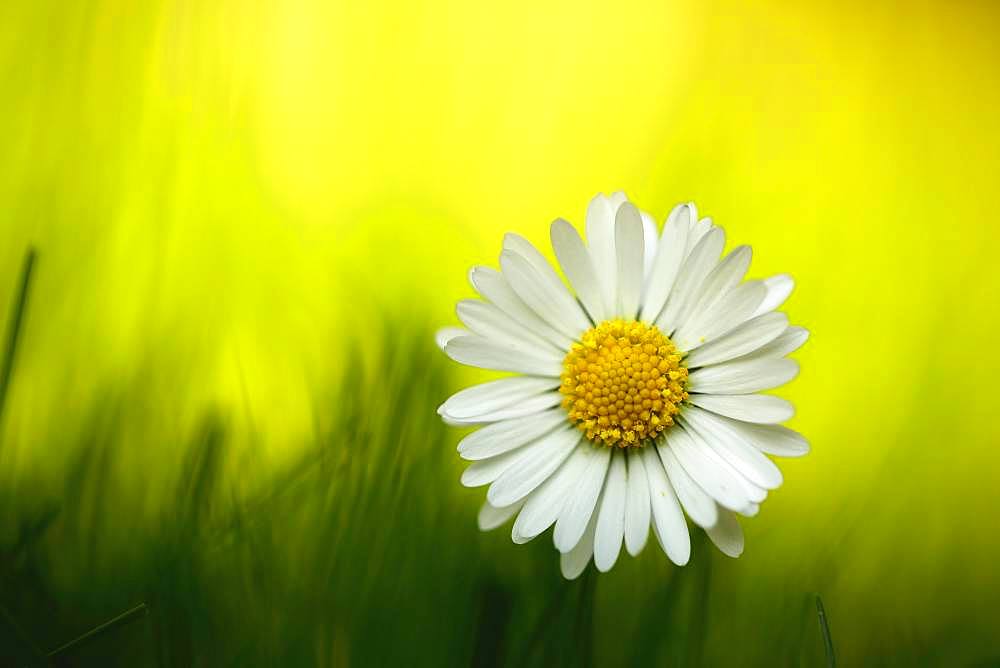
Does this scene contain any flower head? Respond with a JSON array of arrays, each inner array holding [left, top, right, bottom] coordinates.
[[437, 192, 809, 578]]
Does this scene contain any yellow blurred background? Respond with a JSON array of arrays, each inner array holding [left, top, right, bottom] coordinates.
[[1, 0, 999, 664]]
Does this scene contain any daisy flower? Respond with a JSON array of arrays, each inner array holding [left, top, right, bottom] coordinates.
[[436, 192, 809, 579]]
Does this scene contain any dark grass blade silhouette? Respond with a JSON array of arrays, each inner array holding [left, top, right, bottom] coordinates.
[[816, 595, 836, 668], [0, 247, 36, 452]]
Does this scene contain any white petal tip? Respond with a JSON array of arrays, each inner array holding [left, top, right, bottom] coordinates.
[[560, 557, 590, 580], [625, 545, 644, 558], [671, 553, 691, 567], [435, 327, 465, 351]]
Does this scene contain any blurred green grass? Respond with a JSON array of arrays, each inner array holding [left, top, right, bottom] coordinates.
[[0, 250, 840, 667], [2, 0, 1000, 665]]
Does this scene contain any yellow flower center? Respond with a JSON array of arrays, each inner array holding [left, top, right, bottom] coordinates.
[[559, 319, 689, 448]]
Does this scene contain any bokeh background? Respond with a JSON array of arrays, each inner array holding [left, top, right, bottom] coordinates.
[[1, 0, 999, 665]]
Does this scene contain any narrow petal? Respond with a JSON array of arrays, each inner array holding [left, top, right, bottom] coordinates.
[[594, 449, 627, 572], [682, 426, 767, 505], [658, 444, 718, 528], [554, 445, 611, 552], [640, 211, 658, 281], [585, 194, 619, 315], [684, 312, 788, 368], [511, 526, 534, 544], [513, 442, 592, 539], [440, 376, 557, 420], [721, 419, 810, 457], [435, 327, 467, 351], [656, 227, 725, 335], [560, 498, 600, 580], [687, 215, 712, 253], [461, 447, 525, 487], [705, 508, 744, 558], [752, 274, 794, 316], [614, 202, 645, 319], [690, 393, 795, 424], [441, 392, 561, 426], [457, 299, 562, 358], [478, 499, 525, 531], [688, 358, 800, 395], [673, 281, 767, 352], [641, 444, 690, 566], [469, 266, 572, 349], [623, 449, 651, 556], [487, 427, 580, 507], [550, 218, 606, 322], [679, 408, 783, 490], [458, 408, 566, 460], [501, 250, 590, 340], [684, 245, 752, 327], [664, 428, 751, 513], [638, 204, 691, 322], [503, 233, 592, 330], [736, 326, 809, 362], [444, 335, 563, 376]]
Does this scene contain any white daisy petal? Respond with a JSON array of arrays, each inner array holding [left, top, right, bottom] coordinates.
[[685, 245, 752, 324], [739, 503, 760, 518], [511, 527, 533, 544], [503, 233, 593, 329], [752, 274, 795, 316], [435, 327, 467, 351], [487, 427, 581, 508], [736, 326, 809, 362], [550, 218, 606, 322], [456, 299, 562, 357], [705, 508, 744, 558], [593, 449, 628, 572], [673, 281, 767, 351], [721, 419, 810, 457], [444, 335, 563, 376], [734, 473, 768, 505], [500, 250, 590, 340], [664, 428, 751, 513], [684, 312, 788, 368], [614, 202, 646, 319], [623, 449, 651, 557], [554, 445, 611, 553], [607, 192, 629, 207], [638, 204, 691, 322], [687, 215, 713, 254], [640, 211, 658, 281], [469, 266, 573, 349], [441, 392, 562, 426], [478, 499, 525, 531], [461, 447, 525, 487], [690, 393, 796, 424], [585, 194, 620, 315], [458, 408, 566, 460], [688, 358, 800, 395], [641, 444, 690, 566], [560, 497, 600, 580], [679, 408, 783, 490], [681, 425, 768, 507], [658, 444, 718, 528], [440, 376, 557, 420], [656, 227, 725, 335], [513, 442, 592, 539]]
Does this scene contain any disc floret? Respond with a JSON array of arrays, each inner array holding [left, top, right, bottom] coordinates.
[[559, 319, 688, 448]]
